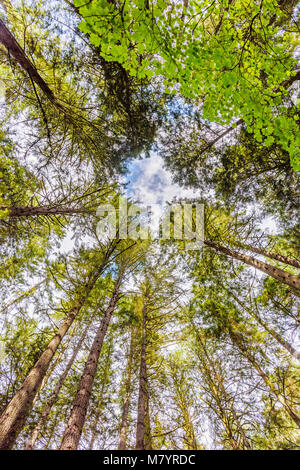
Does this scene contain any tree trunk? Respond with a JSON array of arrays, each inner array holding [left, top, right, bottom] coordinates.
[[194, 119, 243, 162], [118, 327, 134, 450], [1, 206, 91, 218], [60, 268, 123, 450], [204, 240, 300, 293], [89, 339, 113, 450], [0, 307, 78, 449], [0, 263, 105, 450], [0, 279, 46, 314], [0, 17, 65, 109], [25, 318, 92, 450], [88, 402, 103, 450], [229, 330, 300, 428], [144, 378, 152, 450], [236, 242, 300, 270], [230, 292, 300, 361], [0, 19, 57, 103], [31, 322, 78, 411], [194, 329, 251, 450], [136, 301, 149, 450]]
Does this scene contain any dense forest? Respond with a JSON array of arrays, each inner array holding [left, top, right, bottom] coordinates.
[[0, 0, 299, 451]]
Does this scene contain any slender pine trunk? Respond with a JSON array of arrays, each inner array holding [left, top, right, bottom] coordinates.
[[88, 379, 106, 450], [194, 328, 252, 450], [1, 206, 91, 218], [0, 19, 57, 103], [230, 292, 300, 361], [118, 327, 134, 450], [0, 264, 105, 449], [0, 307, 78, 449], [25, 318, 92, 450], [144, 378, 152, 450], [230, 330, 300, 428], [60, 269, 123, 450], [136, 301, 149, 450], [236, 242, 300, 270], [0, 279, 46, 314], [89, 339, 113, 450], [204, 240, 300, 292], [31, 323, 77, 411]]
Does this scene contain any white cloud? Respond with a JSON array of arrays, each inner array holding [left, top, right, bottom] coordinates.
[[126, 153, 202, 206]]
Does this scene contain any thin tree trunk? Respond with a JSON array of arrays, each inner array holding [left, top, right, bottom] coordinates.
[[0, 307, 78, 449], [1, 205, 91, 218], [229, 330, 300, 428], [144, 378, 152, 450], [236, 242, 300, 270], [25, 318, 92, 450], [0, 263, 105, 450], [204, 240, 300, 292], [230, 292, 300, 361], [136, 301, 149, 450], [60, 268, 124, 450], [31, 323, 77, 411], [88, 402, 103, 450], [118, 327, 134, 450], [0, 19, 57, 103], [194, 329, 252, 450], [89, 338, 113, 450], [193, 119, 243, 162], [0, 279, 46, 314]]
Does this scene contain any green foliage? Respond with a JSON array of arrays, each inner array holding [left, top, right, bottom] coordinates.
[[76, 0, 300, 169]]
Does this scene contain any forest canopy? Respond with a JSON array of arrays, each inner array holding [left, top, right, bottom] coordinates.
[[0, 0, 299, 451]]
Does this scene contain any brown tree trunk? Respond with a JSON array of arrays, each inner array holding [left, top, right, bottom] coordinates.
[[204, 240, 300, 292], [1, 206, 91, 218], [193, 119, 243, 162], [0, 279, 46, 314], [60, 269, 123, 450], [144, 378, 152, 450], [0, 19, 57, 103], [25, 318, 92, 450], [0, 17, 67, 112], [194, 329, 252, 450], [89, 339, 113, 450], [88, 398, 104, 450], [31, 322, 78, 411], [229, 330, 300, 428], [0, 263, 105, 450], [0, 307, 78, 449], [230, 292, 300, 361], [136, 301, 150, 450], [236, 243, 300, 270], [118, 327, 134, 450]]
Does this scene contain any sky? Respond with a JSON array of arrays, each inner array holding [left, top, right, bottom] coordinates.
[[125, 153, 202, 207], [59, 150, 278, 254]]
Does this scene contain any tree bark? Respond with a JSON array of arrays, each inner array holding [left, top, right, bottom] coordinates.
[[236, 242, 300, 270], [194, 119, 243, 162], [118, 327, 134, 450], [136, 300, 150, 450], [1, 206, 91, 218], [88, 339, 113, 450], [60, 268, 123, 450], [0, 19, 57, 103], [204, 240, 300, 293], [230, 292, 300, 361], [0, 307, 78, 449], [229, 330, 300, 428], [31, 323, 78, 410], [194, 329, 252, 450], [25, 318, 92, 450], [0, 279, 46, 314], [0, 263, 105, 449]]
